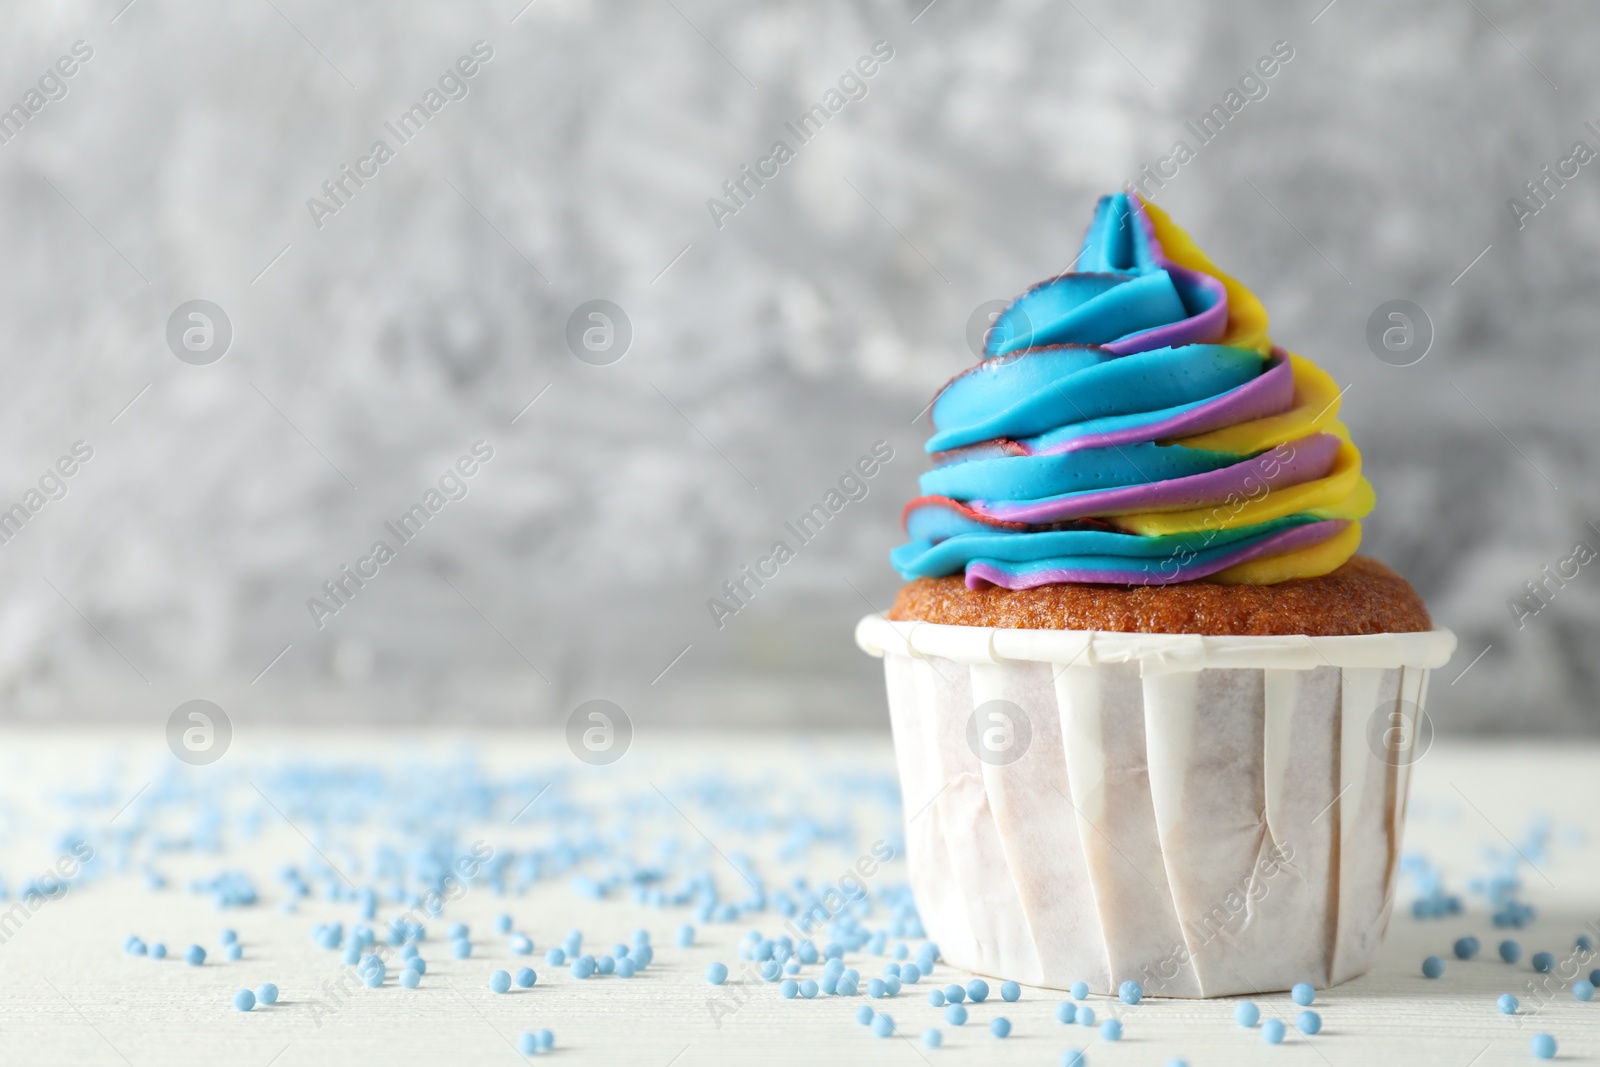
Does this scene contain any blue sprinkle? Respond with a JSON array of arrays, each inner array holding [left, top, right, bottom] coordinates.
[[943, 984, 965, 1004], [867, 978, 886, 998], [149, 943, 166, 960], [1001, 980, 1021, 1002], [1061, 1049, 1087, 1067], [872, 1013, 895, 1038], [1454, 936, 1481, 960], [1054, 1000, 1075, 1024], [1070, 980, 1089, 1001], [798, 941, 819, 964], [452, 939, 471, 959], [780, 979, 799, 999], [232, 989, 255, 1012], [571, 956, 595, 979], [546, 948, 566, 966], [185, 945, 206, 966], [1592, 968, 1600, 985], [510, 934, 533, 956], [991, 1016, 1012, 1038], [1577, 935, 1594, 952], [820, 973, 839, 996], [884, 963, 902, 978], [448, 923, 468, 941], [1297, 1010, 1321, 1035], [409, 957, 427, 975], [824, 943, 843, 960], [494, 914, 512, 934], [1532, 951, 1555, 973], [1100, 1019, 1122, 1041], [256, 983, 278, 1006], [1422, 956, 1445, 979], [633, 929, 650, 946], [676, 924, 695, 948], [219, 929, 238, 945], [1291, 982, 1315, 1006], [515, 967, 536, 988], [1262, 1018, 1286, 1044], [928, 989, 946, 1008], [922, 1028, 942, 1048], [1574, 980, 1594, 1002], [894, 943, 909, 960], [782, 959, 801, 976], [1498, 994, 1519, 1014], [967, 979, 989, 1003], [1532, 1033, 1557, 1059], [124, 935, 145, 955], [706, 962, 729, 985], [900, 963, 922, 984], [856, 1005, 875, 1025], [1500, 940, 1522, 964], [224, 943, 242, 962], [400, 970, 421, 988], [1168, 1061, 1190, 1067], [800, 979, 818, 999], [1118, 980, 1142, 1005], [1235, 1001, 1260, 1027], [1075, 1005, 1095, 1027], [489, 970, 511, 994], [944, 1003, 967, 1026], [885, 976, 902, 996], [517, 1033, 537, 1056], [536, 1029, 554, 1051], [836, 977, 858, 997], [634, 945, 653, 969]]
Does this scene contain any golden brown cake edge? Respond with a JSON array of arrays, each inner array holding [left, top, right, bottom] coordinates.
[[887, 556, 1433, 636]]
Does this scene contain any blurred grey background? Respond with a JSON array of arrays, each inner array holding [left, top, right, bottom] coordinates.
[[0, 0, 1593, 732]]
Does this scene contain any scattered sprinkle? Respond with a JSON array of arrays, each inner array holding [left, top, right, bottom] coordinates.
[[856, 1005, 874, 1025], [1061, 1049, 1087, 1067], [1100, 1019, 1122, 1041], [1262, 1018, 1286, 1044], [1531, 1033, 1556, 1059], [1498, 994, 1519, 1014], [872, 1013, 895, 1038], [256, 983, 278, 1006], [1297, 1010, 1321, 1035], [1054, 1001, 1075, 1024], [991, 1016, 1012, 1038], [232, 989, 255, 1012], [928, 989, 946, 1008], [780, 979, 799, 999], [515, 967, 537, 989], [943, 984, 966, 1004], [967, 979, 989, 1003], [1235, 1002, 1260, 1027], [1574, 979, 1594, 1002], [1422, 956, 1445, 979], [1075, 1005, 1095, 1027], [1531, 951, 1555, 973], [1291, 982, 1315, 1006], [922, 1028, 942, 1048], [1118, 980, 1142, 1005], [1001, 980, 1021, 1002], [1500, 940, 1522, 964], [1454, 936, 1481, 960], [1070, 980, 1089, 1001], [944, 1003, 967, 1026], [184, 945, 205, 966], [705, 962, 728, 985]]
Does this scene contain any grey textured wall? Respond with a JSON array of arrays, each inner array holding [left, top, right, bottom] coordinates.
[[0, 0, 1593, 732]]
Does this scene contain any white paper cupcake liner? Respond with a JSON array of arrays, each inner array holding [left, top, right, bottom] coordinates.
[[856, 616, 1457, 998]]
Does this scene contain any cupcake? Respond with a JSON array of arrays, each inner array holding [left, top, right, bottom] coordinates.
[[857, 191, 1455, 997]]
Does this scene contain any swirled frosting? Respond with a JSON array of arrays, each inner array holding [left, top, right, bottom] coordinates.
[[892, 192, 1373, 588]]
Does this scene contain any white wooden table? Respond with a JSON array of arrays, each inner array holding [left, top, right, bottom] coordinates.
[[0, 731, 1593, 1066]]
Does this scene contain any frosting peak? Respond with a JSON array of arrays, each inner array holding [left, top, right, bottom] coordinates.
[[893, 192, 1371, 589]]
